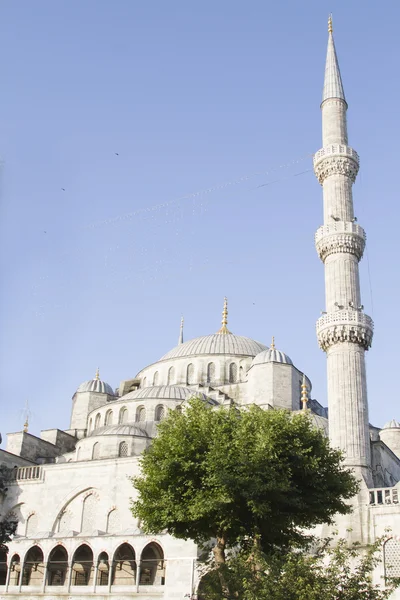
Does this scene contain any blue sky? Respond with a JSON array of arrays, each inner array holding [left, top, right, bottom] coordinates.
[[1, 1, 399, 438]]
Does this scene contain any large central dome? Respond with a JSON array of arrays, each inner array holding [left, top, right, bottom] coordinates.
[[161, 333, 267, 360]]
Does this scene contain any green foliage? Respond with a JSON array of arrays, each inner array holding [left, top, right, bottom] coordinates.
[[198, 537, 400, 600], [132, 399, 358, 555], [0, 466, 17, 553]]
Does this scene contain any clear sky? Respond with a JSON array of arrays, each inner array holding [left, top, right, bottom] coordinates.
[[1, 1, 399, 439]]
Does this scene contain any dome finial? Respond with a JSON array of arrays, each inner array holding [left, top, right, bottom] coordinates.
[[271, 336, 276, 350], [301, 373, 309, 410], [217, 297, 231, 334], [95, 367, 100, 380], [328, 13, 333, 34], [178, 315, 184, 345]]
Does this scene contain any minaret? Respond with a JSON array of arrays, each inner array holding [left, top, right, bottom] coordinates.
[[314, 16, 374, 485], [178, 316, 184, 345]]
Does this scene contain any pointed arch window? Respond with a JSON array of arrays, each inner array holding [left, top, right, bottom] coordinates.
[[153, 371, 159, 386], [136, 406, 146, 422], [155, 405, 165, 421], [186, 363, 195, 385], [104, 410, 113, 426], [142, 377, 147, 388], [167, 367, 175, 385], [92, 443, 100, 460], [119, 407, 128, 424], [119, 441, 128, 457], [229, 363, 238, 383], [207, 362, 215, 384], [94, 413, 101, 430]]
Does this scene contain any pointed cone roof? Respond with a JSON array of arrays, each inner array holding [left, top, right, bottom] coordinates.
[[322, 16, 346, 104]]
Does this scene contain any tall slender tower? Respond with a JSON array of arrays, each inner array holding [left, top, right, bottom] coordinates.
[[314, 17, 374, 485]]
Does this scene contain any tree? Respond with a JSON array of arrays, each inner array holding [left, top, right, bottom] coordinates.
[[0, 466, 17, 553], [132, 399, 358, 568], [197, 537, 400, 600]]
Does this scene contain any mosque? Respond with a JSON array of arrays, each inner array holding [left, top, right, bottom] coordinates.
[[2, 17, 400, 600]]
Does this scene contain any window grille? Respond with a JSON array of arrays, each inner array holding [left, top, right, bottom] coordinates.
[[229, 363, 238, 383], [155, 405, 165, 421], [384, 538, 400, 580], [136, 406, 146, 422], [119, 408, 128, 424], [119, 441, 128, 457]]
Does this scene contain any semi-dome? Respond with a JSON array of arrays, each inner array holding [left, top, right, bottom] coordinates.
[[121, 385, 212, 402], [90, 424, 151, 437], [252, 338, 293, 366], [77, 369, 114, 396], [161, 334, 267, 361], [383, 419, 400, 429]]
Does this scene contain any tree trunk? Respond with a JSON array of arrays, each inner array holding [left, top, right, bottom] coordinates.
[[212, 535, 232, 598]]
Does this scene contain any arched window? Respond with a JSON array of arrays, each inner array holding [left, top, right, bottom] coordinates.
[[92, 443, 100, 460], [22, 546, 44, 586], [104, 410, 113, 426], [153, 371, 159, 386], [88, 418, 92, 434], [112, 543, 136, 586], [140, 543, 165, 586], [97, 552, 109, 586], [71, 544, 94, 586], [118, 407, 128, 424], [167, 367, 175, 385], [155, 405, 165, 421], [47, 546, 68, 586], [25, 513, 38, 536], [119, 441, 128, 457], [81, 494, 97, 533], [9, 554, 20, 586], [384, 538, 400, 580], [106, 508, 120, 534], [229, 363, 238, 383], [142, 376, 147, 388], [207, 362, 215, 384], [94, 413, 101, 430], [186, 363, 194, 385], [0, 549, 7, 585], [136, 406, 146, 422]]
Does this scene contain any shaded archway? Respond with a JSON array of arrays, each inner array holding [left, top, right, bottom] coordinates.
[[47, 546, 68, 586], [8, 554, 20, 586], [22, 546, 44, 586], [140, 543, 165, 586], [71, 544, 94, 586], [96, 552, 109, 586], [112, 543, 136, 585], [0, 550, 7, 585]]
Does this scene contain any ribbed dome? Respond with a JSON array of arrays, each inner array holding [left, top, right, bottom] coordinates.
[[77, 379, 114, 395], [161, 334, 267, 360], [91, 424, 150, 437], [252, 347, 293, 366], [383, 419, 400, 429], [121, 385, 211, 402]]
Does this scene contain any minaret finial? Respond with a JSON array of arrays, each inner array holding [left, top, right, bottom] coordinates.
[[271, 336, 276, 350], [22, 399, 30, 432], [95, 367, 100, 380], [178, 316, 184, 345], [23, 418, 29, 433], [328, 13, 333, 34], [217, 297, 231, 334], [322, 13, 346, 104], [301, 373, 309, 410]]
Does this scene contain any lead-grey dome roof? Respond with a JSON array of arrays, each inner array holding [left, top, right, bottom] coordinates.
[[77, 378, 114, 395], [120, 385, 212, 402], [252, 347, 293, 366], [383, 419, 400, 429], [90, 424, 151, 437], [160, 334, 267, 360]]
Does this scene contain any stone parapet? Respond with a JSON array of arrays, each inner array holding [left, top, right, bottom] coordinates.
[[314, 144, 359, 184], [316, 310, 374, 351], [315, 222, 366, 261]]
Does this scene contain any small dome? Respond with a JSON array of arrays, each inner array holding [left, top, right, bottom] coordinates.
[[160, 333, 267, 361], [91, 424, 150, 437], [252, 342, 293, 366], [121, 385, 213, 403], [383, 419, 400, 429], [77, 370, 114, 396]]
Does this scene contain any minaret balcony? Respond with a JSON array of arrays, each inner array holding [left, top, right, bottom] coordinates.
[[316, 310, 374, 351], [314, 144, 359, 184], [315, 222, 366, 261]]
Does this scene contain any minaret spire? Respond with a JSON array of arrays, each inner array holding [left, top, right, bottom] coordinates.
[[323, 14, 346, 104], [314, 19, 373, 485], [178, 316, 184, 345]]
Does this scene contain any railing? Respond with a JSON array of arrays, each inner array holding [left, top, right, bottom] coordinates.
[[369, 487, 399, 505], [313, 144, 359, 165], [13, 466, 42, 481], [315, 222, 366, 243], [316, 310, 374, 331]]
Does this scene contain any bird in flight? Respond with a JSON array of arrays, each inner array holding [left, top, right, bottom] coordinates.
[[115, 153, 119, 156], [61, 188, 65, 191]]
